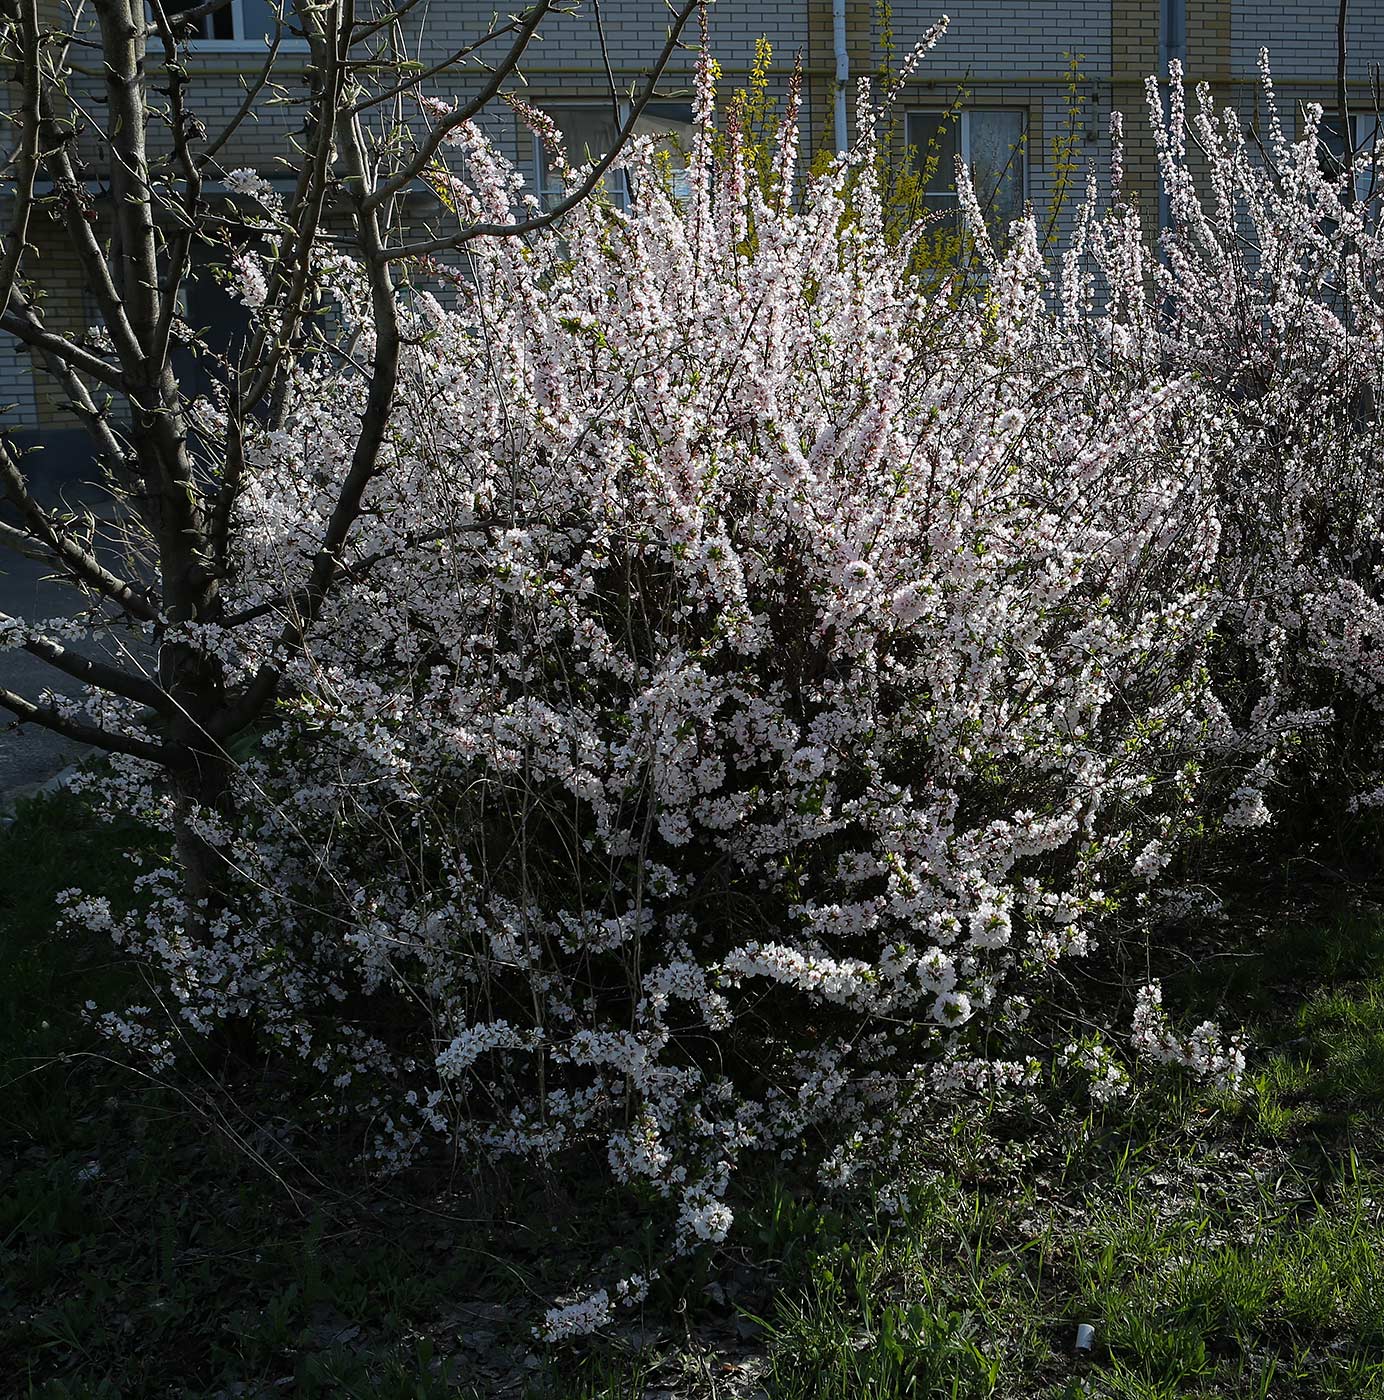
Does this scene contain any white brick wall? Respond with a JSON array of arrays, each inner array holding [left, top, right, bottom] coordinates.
[[7, 0, 1379, 436], [0, 339, 36, 428], [391, 1, 809, 172], [1231, 0, 1383, 82], [44, 1, 1382, 219], [35, 0, 1383, 191]]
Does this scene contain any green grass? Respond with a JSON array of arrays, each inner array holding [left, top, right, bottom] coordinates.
[[2, 789, 1384, 1397], [740, 1140, 1384, 1398], [737, 901, 1384, 1399]]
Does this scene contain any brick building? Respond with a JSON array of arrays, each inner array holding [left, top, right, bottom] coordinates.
[[3, 0, 1380, 435]]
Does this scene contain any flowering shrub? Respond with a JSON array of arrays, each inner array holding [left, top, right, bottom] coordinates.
[[1063, 65, 1384, 831], [49, 50, 1383, 1327]]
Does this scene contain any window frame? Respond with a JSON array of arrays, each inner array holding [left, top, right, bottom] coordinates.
[[905, 106, 1030, 227], [530, 100, 696, 212], [1315, 111, 1381, 204], [161, 0, 308, 53]]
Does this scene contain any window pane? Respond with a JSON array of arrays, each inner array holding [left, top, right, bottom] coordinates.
[[240, 0, 285, 41], [631, 102, 695, 200], [907, 110, 961, 203], [1318, 114, 1379, 203], [537, 105, 624, 208], [1318, 115, 1350, 177], [171, 247, 251, 404], [550, 106, 621, 166], [1357, 116, 1381, 203], [166, 0, 232, 39], [969, 109, 1025, 229]]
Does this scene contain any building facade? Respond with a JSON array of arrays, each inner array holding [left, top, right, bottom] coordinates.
[[3, 0, 1381, 436]]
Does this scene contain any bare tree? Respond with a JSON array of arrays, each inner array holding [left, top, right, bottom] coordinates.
[[0, 0, 697, 912]]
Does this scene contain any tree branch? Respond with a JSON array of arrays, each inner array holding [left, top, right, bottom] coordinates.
[[0, 304, 126, 391], [198, 29, 284, 167], [362, 0, 555, 211], [214, 0, 404, 737], [2, 611, 172, 713], [0, 439, 158, 620], [0, 0, 41, 322], [0, 683, 172, 763], [1338, 0, 1356, 206], [378, 0, 697, 261], [146, 0, 233, 37], [230, 0, 347, 422], [346, 12, 531, 115]]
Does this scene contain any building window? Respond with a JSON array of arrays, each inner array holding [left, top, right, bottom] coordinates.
[[165, 0, 303, 49], [906, 108, 1027, 234], [1317, 113, 1380, 204], [533, 102, 695, 210]]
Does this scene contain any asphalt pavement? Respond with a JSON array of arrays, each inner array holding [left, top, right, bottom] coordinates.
[[0, 438, 143, 805], [0, 544, 94, 800]]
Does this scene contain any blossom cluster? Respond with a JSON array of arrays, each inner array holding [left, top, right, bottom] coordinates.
[[1130, 983, 1247, 1092]]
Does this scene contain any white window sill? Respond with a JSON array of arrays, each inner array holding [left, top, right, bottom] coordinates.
[[182, 39, 308, 54]]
